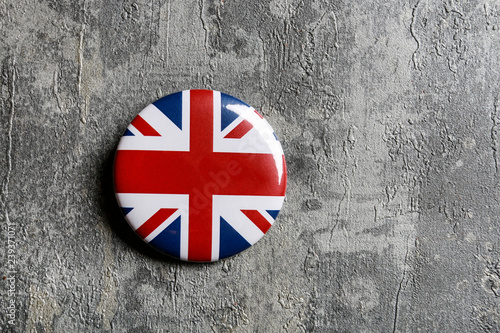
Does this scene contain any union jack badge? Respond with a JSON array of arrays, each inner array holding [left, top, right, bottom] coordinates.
[[114, 90, 287, 262]]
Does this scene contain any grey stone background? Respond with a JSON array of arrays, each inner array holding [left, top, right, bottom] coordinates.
[[1, 0, 500, 332]]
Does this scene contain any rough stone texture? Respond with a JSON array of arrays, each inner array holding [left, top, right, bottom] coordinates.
[[1, 0, 500, 332]]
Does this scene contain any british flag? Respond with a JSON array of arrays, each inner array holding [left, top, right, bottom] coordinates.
[[114, 90, 287, 262]]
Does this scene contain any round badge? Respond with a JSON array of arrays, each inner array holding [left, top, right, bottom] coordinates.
[[114, 90, 287, 262]]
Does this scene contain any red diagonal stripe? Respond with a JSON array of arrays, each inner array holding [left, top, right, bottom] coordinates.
[[131, 115, 161, 136], [241, 210, 272, 234], [136, 208, 178, 239], [224, 119, 253, 139]]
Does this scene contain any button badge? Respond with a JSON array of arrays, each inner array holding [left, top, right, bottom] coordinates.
[[114, 90, 287, 262]]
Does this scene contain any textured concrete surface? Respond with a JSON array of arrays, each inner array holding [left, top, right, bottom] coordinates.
[[1, 0, 500, 332]]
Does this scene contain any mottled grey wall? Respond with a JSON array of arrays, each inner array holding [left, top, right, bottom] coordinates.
[[1, 0, 500, 332]]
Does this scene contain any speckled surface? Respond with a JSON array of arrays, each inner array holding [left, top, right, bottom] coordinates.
[[1, 0, 500, 332]]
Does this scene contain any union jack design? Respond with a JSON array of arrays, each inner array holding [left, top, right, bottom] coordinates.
[[114, 90, 287, 262]]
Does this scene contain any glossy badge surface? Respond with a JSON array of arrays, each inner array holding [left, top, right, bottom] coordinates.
[[114, 90, 287, 262]]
